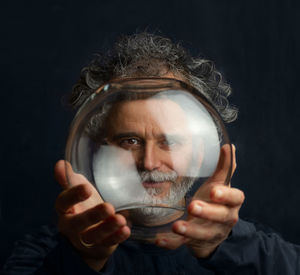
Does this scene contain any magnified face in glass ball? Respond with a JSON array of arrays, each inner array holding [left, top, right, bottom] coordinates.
[[65, 78, 232, 240]]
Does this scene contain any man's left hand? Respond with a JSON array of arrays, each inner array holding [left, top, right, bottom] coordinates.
[[155, 145, 245, 258]]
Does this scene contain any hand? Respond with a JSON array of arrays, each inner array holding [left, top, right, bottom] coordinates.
[[54, 160, 131, 271], [155, 145, 245, 258]]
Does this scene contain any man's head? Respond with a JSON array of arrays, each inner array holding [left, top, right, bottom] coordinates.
[[70, 32, 236, 222], [105, 95, 195, 200], [88, 80, 222, 225], [91, 86, 206, 222]]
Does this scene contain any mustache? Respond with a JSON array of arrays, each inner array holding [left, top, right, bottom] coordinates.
[[139, 170, 178, 183]]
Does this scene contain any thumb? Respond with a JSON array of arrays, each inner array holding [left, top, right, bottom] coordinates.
[[192, 144, 235, 201], [207, 144, 236, 185], [54, 160, 70, 189]]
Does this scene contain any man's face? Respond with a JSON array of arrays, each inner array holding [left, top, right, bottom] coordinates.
[[105, 97, 197, 202]]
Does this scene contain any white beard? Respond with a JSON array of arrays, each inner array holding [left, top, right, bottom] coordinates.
[[130, 170, 195, 224]]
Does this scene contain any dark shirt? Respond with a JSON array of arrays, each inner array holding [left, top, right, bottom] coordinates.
[[2, 219, 300, 275]]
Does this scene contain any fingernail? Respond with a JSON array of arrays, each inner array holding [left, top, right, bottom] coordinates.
[[157, 239, 167, 246], [177, 225, 187, 234], [193, 204, 202, 215], [215, 189, 223, 199]]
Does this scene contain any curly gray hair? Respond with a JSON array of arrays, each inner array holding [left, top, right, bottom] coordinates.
[[70, 32, 237, 123]]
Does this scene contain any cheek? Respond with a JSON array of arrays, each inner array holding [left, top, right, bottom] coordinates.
[[130, 150, 143, 167], [168, 147, 194, 176]]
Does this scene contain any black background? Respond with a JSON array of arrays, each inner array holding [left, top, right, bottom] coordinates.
[[1, 0, 300, 267]]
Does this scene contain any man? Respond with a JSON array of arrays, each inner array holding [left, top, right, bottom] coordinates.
[[57, 31, 243, 269], [2, 32, 300, 274]]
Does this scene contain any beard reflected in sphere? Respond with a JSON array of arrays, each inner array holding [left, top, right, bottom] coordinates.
[[129, 169, 195, 224]]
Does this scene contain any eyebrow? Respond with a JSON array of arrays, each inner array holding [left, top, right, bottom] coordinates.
[[161, 134, 187, 143], [110, 132, 141, 142], [110, 132, 187, 143]]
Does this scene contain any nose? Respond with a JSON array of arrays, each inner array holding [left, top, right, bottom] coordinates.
[[142, 142, 161, 171]]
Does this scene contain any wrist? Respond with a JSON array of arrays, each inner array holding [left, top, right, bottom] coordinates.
[[82, 257, 108, 272], [191, 246, 217, 258]]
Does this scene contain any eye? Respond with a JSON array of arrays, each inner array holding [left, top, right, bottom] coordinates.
[[119, 138, 142, 150], [162, 139, 176, 146], [159, 135, 187, 150], [160, 138, 180, 150]]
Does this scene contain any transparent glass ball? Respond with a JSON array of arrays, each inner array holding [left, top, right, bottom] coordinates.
[[65, 78, 232, 242]]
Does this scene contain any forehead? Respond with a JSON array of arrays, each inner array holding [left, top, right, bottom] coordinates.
[[107, 98, 189, 133]]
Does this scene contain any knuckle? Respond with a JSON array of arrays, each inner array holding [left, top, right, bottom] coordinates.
[[100, 203, 114, 216], [230, 215, 239, 225], [114, 214, 126, 225], [202, 229, 214, 241], [226, 213, 239, 226], [211, 185, 218, 194], [211, 232, 226, 243], [189, 200, 199, 209], [200, 231, 227, 245], [210, 186, 219, 200], [240, 191, 245, 203], [220, 212, 230, 223]]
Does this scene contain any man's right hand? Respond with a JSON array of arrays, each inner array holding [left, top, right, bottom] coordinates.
[[54, 160, 131, 271]]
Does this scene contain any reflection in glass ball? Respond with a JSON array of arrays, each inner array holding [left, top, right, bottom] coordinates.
[[65, 78, 232, 241]]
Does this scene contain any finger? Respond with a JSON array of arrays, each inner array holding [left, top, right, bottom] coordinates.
[[231, 144, 237, 176], [208, 144, 235, 185], [55, 184, 92, 214], [68, 203, 115, 232], [100, 225, 131, 247], [188, 200, 239, 225], [155, 234, 187, 249], [210, 186, 245, 207], [54, 160, 69, 189], [56, 161, 91, 188], [172, 220, 227, 242], [81, 214, 128, 246]]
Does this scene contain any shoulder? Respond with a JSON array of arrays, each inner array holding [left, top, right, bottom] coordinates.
[[2, 225, 59, 274], [204, 219, 300, 274]]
